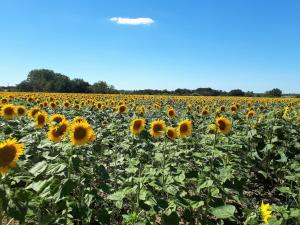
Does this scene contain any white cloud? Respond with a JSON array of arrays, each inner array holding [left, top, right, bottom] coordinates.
[[110, 17, 154, 25]]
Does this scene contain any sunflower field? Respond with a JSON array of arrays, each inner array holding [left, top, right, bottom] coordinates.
[[0, 92, 300, 225]]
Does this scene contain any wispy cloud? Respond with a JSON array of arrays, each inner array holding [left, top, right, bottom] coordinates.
[[110, 17, 154, 25]]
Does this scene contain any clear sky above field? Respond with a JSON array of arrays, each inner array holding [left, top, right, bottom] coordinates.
[[0, 0, 299, 93]]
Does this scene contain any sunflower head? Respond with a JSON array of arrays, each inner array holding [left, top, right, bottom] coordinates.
[[220, 106, 226, 112], [202, 109, 209, 116], [64, 101, 70, 108], [0, 139, 24, 176], [73, 116, 87, 123], [246, 110, 256, 119], [70, 121, 95, 145], [216, 116, 232, 134], [16, 105, 26, 116], [130, 118, 146, 136], [1, 104, 17, 120], [149, 119, 166, 138], [177, 119, 192, 138], [207, 124, 217, 134], [28, 107, 41, 119], [166, 127, 177, 140], [230, 105, 238, 112], [48, 119, 69, 142], [167, 108, 176, 118], [118, 105, 127, 113], [50, 114, 65, 124], [35, 111, 48, 128]]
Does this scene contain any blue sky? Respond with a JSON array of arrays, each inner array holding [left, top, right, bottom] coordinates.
[[0, 0, 299, 93]]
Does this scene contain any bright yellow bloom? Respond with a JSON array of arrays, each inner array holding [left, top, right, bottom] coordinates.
[[48, 119, 69, 142], [216, 117, 232, 134], [177, 119, 192, 138], [130, 118, 145, 136], [260, 201, 271, 224], [70, 121, 95, 145], [167, 108, 176, 118], [0, 139, 24, 175], [1, 104, 17, 119], [35, 111, 48, 128], [149, 119, 166, 138]]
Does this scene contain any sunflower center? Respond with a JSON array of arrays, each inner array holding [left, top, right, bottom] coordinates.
[[218, 120, 226, 130], [133, 121, 142, 130], [18, 108, 25, 115], [53, 117, 63, 123], [167, 130, 175, 138], [56, 123, 67, 136], [153, 124, 163, 133], [74, 127, 87, 140], [180, 124, 188, 133], [0, 145, 16, 166], [38, 115, 45, 124], [4, 107, 14, 115], [119, 106, 126, 113]]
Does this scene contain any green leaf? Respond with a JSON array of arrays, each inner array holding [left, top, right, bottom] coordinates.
[[210, 204, 236, 219], [29, 161, 48, 176], [162, 211, 179, 225]]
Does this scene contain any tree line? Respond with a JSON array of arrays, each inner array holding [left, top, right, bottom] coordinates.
[[0, 69, 291, 97]]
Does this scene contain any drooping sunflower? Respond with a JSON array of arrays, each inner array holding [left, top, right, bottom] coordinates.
[[70, 121, 95, 145], [130, 118, 146, 136], [216, 116, 232, 134], [16, 105, 26, 116], [149, 119, 166, 138], [49, 114, 66, 124], [1, 104, 17, 119], [167, 108, 176, 118], [0, 139, 24, 175], [177, 119, 192, 138], [260, 201, 271, 224], [35, 111, 48, 128], [48, 119, 69, 142], [166, 127, 177, 140]]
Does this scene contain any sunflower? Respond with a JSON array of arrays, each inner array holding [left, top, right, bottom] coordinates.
[[202, 109, 209, 116], [35, 111, 48, 128], [177, 119, 192, 138], [1, 104, 17, 119], [149, 119, 166, 138], [167, 108, 176, 118], [230, 105, 238, 113], [216, 116, 232, 134], [16, 105, 26, 116], [0, 139, 24, 175], [246, 110, 256, 119], [73, 116, 87, 123], [166, 127, 177, 140], [130, 118, 146, 136], [207, 124, 217, 134], [220, 106, 226, 112], [63, 101, 70, 108], [118, 105, 127, 113], [50, 102, 56, 108], [49, 114, 65, 124], [48, 119, 69, 142], [70, 121, 95, 145], [260, 201, 271, 224], [28, 107, 41, 119]]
